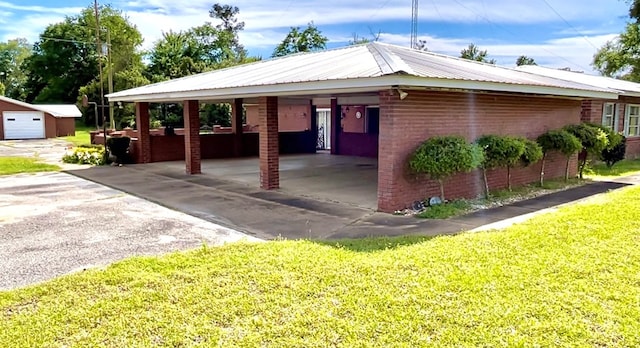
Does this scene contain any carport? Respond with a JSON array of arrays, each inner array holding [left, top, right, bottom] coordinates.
[[107, 42, 618, 212], [136, 153, 378, 209]]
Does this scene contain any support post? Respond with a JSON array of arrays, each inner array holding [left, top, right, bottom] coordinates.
[[135, 102, 151, 163], [330, 98, 340, 154], [259, 96, 279, 189], [232, 98, 244, 156], [184, 100, 201, 174], [310, 102, 317, 153]]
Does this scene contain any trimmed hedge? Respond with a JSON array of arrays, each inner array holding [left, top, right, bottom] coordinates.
[[409, 135, 483, 201]]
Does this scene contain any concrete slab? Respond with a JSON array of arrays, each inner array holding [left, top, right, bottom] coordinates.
[[143, 154, 379, 210], [0, 172, 257, 290]]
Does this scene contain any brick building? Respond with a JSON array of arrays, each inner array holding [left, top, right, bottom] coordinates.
[[107, 43, 620, 212], [0, 96, 81, 140], [517, 65, 640, 159]]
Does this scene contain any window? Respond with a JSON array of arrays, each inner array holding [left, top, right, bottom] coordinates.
[[626, 104, 640, 136], [602, 103, 615, 130]]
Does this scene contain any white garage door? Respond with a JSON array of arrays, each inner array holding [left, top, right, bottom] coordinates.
[[2, 111, 45, 140]]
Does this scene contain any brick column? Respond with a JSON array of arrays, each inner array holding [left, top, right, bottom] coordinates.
[[232, 98, 244, 156], [259, 96, 279, 189], [310, 102, 317, 152], [135, 102, 151, 163], [377, 90, 400, 212], [183, 100, 201, 174], [330, 98, 340, 154]]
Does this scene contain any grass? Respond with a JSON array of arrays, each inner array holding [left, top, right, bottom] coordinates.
[[58, 124, 93, 147], [416, 200, 472, 219], [0, 157, 60, 175], [585, 159, 640, 179], [2, 186, 640, 347], [415, 178, 584, 219]]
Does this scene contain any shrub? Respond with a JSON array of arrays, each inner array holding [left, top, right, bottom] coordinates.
[[62, 146, 106, 166], [476, 135, 525, 196], [409, 135, 483, 201], [519, 138, 544, 167], [537, 130, 582, 184], [602, 136, 627, 168], [106, 136, 132, 164], [563, 123, 609, 179]]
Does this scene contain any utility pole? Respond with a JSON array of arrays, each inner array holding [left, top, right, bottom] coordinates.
[[94, 0, 107, 145], [411, 0, 418, 49], [107, 28, 114, 130]]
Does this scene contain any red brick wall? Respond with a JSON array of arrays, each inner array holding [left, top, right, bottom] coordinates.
[[55, 118, 76, 137], [341, 105, 366, 133], [377, 89, 582, 212], [246, 104, 310, 131]]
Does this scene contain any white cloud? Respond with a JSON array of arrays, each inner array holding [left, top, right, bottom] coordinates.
[[0, 0, 630, 75]]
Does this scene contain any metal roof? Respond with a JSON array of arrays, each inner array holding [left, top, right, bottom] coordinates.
[[0, 95, 81, 118], [107, 42, 619, 102], [516, 65, 640, 98], [35, 104, 82, 118]]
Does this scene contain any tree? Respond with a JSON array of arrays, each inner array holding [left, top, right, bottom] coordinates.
[[593, 1, 640, 79], [460, 43, 496, 64], [272, 22, 328, 57], [409, 136, 483, 201], [563, 123, 609, 179], [0, 38, 32, 100], [516, 55, 537, 66], [536, 130, 582, 184], [476, 135, 526, 197], [22, 5, 146, 128]]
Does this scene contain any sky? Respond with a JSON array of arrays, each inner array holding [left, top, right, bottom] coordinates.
[[0, 0, 632, 73]]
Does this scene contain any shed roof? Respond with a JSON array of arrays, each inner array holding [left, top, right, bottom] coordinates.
[[0, 95, 81, 118], [516, 65, 640, 98], [107, 42, 619, 102]]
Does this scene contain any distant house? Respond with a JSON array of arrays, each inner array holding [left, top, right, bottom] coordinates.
[[0, 95, 82, 140], [517, 65, 640, 159], [107, 43, 620, 212]]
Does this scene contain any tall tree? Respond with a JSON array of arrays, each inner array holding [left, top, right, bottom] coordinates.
[[22, 5, 145, 127], [593, 1, 640, 79], [460, 43, 496, 64], [0, 38, 32, 100], [147, 3, 257, 82], [516, 55, 537, 66], [272, 22, 328, 57]]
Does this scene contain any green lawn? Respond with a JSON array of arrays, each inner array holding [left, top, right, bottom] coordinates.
[[0, 157, 60, 175], [58, 124, 93, 146], [585, 158, 640, 179], [2, 186, 640, 347]]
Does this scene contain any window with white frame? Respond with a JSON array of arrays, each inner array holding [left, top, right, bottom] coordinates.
[[626, 104, 640, 136], [602, 103, 615, 130]]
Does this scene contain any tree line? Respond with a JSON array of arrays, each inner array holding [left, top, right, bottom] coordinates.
[[4, 0, 635, 129]]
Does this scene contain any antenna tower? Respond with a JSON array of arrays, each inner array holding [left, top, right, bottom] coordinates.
[[410, 0, 418, 48]]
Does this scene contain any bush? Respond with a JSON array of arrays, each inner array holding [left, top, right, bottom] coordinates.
[[519, 138, 543, 167], [602, 136, 627, 168], [537, 130, 582, 184], [409, 135, 483, 201], [476, 135, 525, 196], [106, 136, 132, 164], [564, 123, 609, 178], [62, 146, 106, 166]]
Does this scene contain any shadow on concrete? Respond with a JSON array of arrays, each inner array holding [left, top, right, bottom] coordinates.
[[65, 164, 635, 241]]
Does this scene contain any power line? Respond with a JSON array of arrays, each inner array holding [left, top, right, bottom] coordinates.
[[450, 0, 591, 71], [540, 0, 599, 50]]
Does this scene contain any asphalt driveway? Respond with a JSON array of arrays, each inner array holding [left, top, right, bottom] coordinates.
[[0, 172, 257, 290]]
